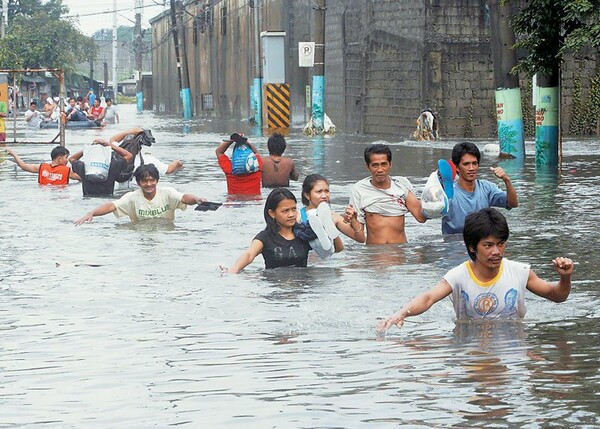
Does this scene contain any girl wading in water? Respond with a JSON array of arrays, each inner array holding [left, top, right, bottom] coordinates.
[[295, 174, 365, 259], [229, 188, 311, 273]]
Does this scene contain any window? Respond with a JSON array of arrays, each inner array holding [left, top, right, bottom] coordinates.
[[220, 7, 227, 35], [202, 93, 214, 110]]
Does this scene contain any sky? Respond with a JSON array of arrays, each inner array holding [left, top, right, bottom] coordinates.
[[62, 0, 169, 36]]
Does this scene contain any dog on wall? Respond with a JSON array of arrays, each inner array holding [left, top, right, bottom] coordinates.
[[413, 109, 439, 141]]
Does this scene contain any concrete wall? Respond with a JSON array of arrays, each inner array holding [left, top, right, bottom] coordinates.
[[151, 0, 313, 122], [150, 0, 599, 137]]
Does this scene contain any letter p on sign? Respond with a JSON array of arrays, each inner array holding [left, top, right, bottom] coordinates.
[[299, 42, 315, 67]]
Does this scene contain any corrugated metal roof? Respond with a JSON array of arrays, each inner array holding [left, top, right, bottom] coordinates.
[[21, 75, 47, 83]]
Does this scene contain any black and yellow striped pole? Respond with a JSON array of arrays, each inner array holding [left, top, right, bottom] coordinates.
[[263, 83, 291, 129]]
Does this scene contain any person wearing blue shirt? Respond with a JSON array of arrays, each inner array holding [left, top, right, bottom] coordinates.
[[88, 90, 96, 107], [442, 142, 518, 234]]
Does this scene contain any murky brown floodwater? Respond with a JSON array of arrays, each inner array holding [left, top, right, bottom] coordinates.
[[1, 104, 599, 427]]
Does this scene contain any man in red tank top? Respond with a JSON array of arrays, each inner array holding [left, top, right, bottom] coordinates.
[[88, 98, 104, 120], [4, 146, 80, 185]]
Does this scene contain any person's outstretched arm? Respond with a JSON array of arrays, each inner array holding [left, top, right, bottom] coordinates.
[[526, 257, 574, 303], [181, 194, 206, 205], [93, 138, 133, 163], [336, 207, 366, 243], [166, 160, 184, 174], [229, 239, 263, 274], [69, 150, 83, 163], [4, 148, 39, 173], [377, 279, 453, 332], [74, 202, 117, 225], [109, 127, 144, 145]]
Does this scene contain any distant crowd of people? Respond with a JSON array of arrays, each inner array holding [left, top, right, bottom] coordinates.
[[19, 90, 120, 129], [0, 130, 574, 329]]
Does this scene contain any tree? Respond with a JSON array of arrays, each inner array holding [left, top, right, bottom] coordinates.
[[0, 0, 96, 71], [507, 0, 600, 163], [509, 0, 600, 78]]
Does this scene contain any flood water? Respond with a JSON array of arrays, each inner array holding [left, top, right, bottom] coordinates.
[[1, 104, 599, 427]]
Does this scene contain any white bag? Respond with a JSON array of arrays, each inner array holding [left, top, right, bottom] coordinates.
[[421, 171, 448, 218], [83, 144, 112, 182]]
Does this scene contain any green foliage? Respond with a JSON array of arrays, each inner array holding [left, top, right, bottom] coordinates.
[[498, 123, 518, 153], [569, 69, 585, 134], [463, 99, 474, 137], [0, 0, 96, 70], [508, 0, 600, 78], [520, 80, 535, 136]]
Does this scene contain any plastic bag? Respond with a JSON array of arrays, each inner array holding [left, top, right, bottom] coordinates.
[[83, 144, 112, 182], [421, 171, 448, 218], [231, 143, 259, 175]]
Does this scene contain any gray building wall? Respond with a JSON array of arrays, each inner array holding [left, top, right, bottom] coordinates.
[[150, 0, 599, 138]]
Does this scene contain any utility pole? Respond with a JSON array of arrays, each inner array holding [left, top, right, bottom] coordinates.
[[251, 0, 262, 126], [135, 0, 143, 112], [311, 0, 326, 132], [1, 0, 8, 38], [59, 69, 66, 147], [489, 0, 524, 159], [103, 62, 109, 95], [169, 0, 192, 118], [89, 58, 94, 92], [112, 0, 118, 103], [535, 69, 560, 167]]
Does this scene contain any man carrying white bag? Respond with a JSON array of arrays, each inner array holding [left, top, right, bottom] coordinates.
[[68, 129, 135, 196]]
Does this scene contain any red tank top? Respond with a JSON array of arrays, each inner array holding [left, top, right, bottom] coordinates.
[[38, 163, 70, 185]]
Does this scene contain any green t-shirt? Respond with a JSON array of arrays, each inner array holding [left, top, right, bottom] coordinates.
[[0, 101, 7, 134]]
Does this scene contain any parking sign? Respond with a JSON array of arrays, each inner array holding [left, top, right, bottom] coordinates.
[[298, 42, 315, 67]]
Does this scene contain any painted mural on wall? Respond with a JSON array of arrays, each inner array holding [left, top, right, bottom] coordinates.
[[496, 87, 524, 158], [535, 87, 559, 166]]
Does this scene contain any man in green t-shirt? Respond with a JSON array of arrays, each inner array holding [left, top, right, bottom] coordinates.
[[0, 100, 7, 142]]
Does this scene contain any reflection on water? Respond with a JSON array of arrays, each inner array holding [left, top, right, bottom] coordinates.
[[1, 105, 599, 427]]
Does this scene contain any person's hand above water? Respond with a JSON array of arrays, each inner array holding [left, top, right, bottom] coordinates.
[[166, 159, 184, 174], [343, 204, 358, 223], [490, 166, 510, 182], [181, 194, 207, 205], [74, 212, 94, 226], [92, 138, 110, 146], [377, 309, 410, 333], [553, 257, 574, 276]]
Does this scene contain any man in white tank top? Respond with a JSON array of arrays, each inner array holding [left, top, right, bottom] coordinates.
[[378, 208, 574, 331]]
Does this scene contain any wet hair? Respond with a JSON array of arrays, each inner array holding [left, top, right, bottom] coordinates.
[[105, 98, 112, 103], [267, 133, 287, 156], [50, 146, 69, 160], [364, 143, 392, 164], [134, 163, 160, 183], [452, 142, 480, 166], [301, 173, 328, 206], [30, 101, 37, 106], [264, 187, 296, 233], [463, 208, 510, 261]]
